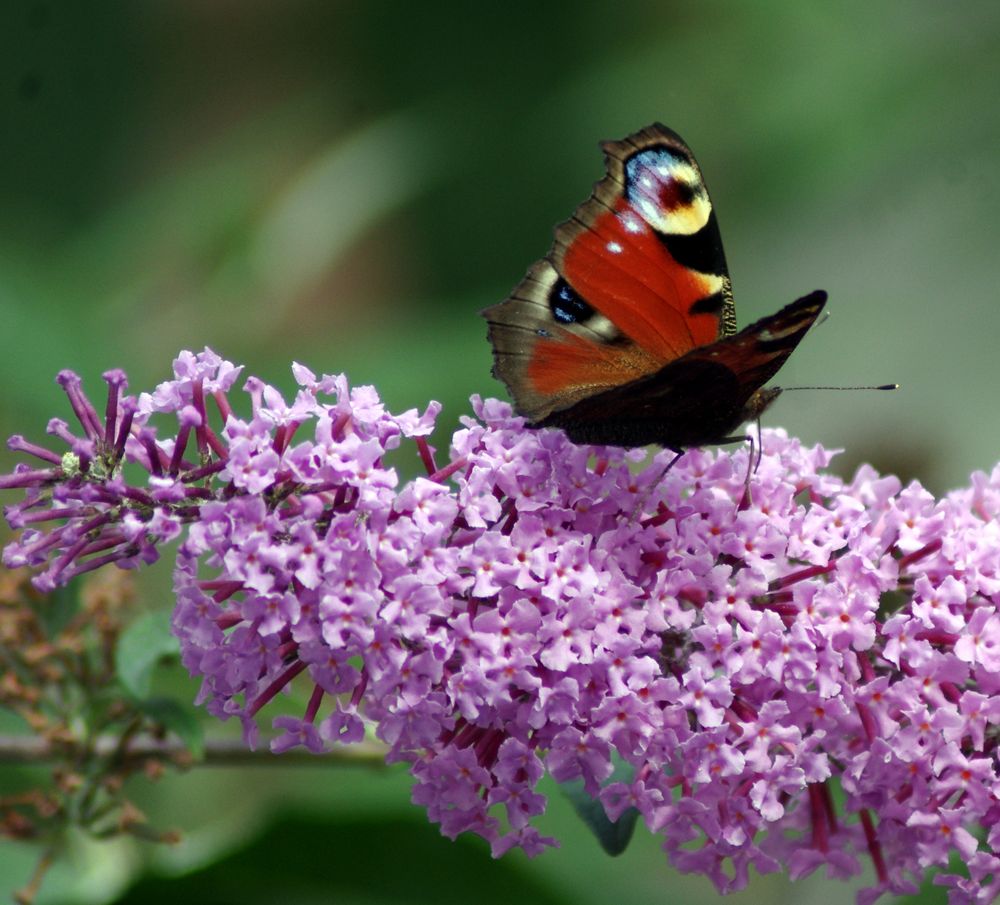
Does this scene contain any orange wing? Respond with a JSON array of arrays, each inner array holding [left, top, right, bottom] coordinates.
[[483, 124, 736, 422]]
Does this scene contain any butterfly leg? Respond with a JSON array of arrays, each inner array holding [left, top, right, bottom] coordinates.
[[630, 447, 685, 524], [739, 432, 755, 511], [753, 416, 764, 474], [741, 418, 768, 508], [711, 431, 759, 511]]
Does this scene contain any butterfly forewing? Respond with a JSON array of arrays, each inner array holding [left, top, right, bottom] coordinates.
[[557, 124, 735, 347]]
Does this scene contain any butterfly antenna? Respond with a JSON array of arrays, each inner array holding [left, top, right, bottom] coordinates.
[[781, 384, 899, 392]]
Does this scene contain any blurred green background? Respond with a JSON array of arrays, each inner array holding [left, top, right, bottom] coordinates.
[[1, 2, 997, 903]]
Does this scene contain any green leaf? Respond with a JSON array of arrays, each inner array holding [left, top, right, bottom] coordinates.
[[115, 611, 178, 699], [560, 758, 640, 856], [137, 697, 205, 760]]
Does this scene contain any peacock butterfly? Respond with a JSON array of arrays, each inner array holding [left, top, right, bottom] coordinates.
[[482, 123, 826, 452]]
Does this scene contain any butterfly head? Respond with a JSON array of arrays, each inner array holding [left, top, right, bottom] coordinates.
[[741, 386, 784, 425]]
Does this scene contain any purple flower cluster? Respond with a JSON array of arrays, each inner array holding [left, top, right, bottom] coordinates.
[[5, 349, 1000, 904]]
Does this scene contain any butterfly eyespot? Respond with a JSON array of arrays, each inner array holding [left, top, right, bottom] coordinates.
[[625, 148, 711, 236], [550, 278, 595, 325]]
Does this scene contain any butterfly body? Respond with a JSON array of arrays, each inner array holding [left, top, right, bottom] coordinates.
[[482, 123, 825, 451]]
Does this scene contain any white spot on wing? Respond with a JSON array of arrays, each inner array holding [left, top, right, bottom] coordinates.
[[620, 212, 644, 234], [606, 241, 623, 254], [638, 199, 659, 223]]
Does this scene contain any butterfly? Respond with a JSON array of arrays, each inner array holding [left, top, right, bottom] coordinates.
[[481, 123, 826, 453]]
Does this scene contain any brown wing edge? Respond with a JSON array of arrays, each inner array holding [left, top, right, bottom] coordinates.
[[481, 260, 563, 422]]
